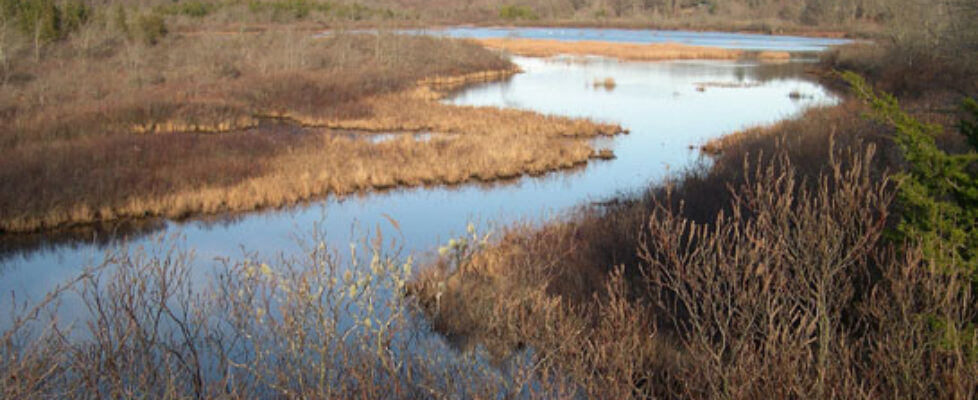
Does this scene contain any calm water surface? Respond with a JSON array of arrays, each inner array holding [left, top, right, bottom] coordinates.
[[413, 26, 852, 52], [0, 30, 840, 318]]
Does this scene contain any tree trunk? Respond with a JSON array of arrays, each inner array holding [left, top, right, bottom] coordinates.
[[34, 19, 41, 62]]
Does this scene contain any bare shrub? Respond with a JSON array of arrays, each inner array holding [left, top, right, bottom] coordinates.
[[858, 246, 978, 398], [0, 229, 556, 398], [639, 143, 892, 398]]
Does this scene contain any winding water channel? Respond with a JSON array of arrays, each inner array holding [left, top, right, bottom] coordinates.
[[1, 29, 844, 319]]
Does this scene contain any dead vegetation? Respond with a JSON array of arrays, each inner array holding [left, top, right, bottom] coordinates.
[[3, 2, 977, 397], [412, 134, 976, 398], [3, 126, 973, 397], [0, 232, 546, 398], [0, 27, 621, 233]]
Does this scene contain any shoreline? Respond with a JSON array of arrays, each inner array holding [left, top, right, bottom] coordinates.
[[413, 22, 870, 40], [0, 28, 833, 235], [474, 38, 793, 61], [0, 67, 622, 235], [130, 68, 525, 135]]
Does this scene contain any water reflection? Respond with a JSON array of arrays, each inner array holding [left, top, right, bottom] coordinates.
[[0, 54, 837, 314], [412, 26, 853, 52]]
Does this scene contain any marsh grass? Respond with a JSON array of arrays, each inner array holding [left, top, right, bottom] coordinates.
[[0, 27, 621, 233], [4, 122, 973, 398], [593, 76, 616, 90], [1, 29, 512, 147], [0, 122, 610, 233]]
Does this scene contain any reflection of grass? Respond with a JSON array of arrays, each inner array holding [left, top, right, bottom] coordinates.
[[476, 38, 792, 61], [0, 32, 621, 233]]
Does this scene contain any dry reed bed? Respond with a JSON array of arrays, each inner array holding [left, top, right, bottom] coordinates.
[[2, 130, 601, 233], [0, 30, 621, 233], [1, 30, 518, 148], [0, 91, 619, 232], [130, 68, 528, 135], [475, 38, 792, 61], [275, 88, 622, 137]]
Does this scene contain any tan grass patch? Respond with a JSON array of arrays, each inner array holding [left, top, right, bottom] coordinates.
[[0, 31, 622, 233], [0, 68, 621, 233], [278, 88, 621, 138]]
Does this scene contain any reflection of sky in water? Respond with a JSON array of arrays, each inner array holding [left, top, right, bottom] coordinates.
[[406, 27, 853, 52], [448, 56, 836, 192], [0, 54, 837, 321]]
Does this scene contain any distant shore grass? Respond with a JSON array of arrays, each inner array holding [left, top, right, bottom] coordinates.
[[475, 38, 792, 61], [0, 30, 620, 234]]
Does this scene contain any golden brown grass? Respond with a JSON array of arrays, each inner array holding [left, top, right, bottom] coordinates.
[[0, 91, 620, 233], [3, 127, 607, 233], [257, 85, 620, 138], [0, 29, 621, 233], [475, 38, 792, 61]]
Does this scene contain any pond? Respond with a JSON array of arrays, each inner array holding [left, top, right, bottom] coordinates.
[[0, 29, 842, 324]]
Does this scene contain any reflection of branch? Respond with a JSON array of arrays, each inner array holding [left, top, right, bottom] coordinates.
[[2, 261, 103, 349]]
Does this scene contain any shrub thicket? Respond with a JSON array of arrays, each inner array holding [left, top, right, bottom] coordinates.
[[410, 70, 978, 397], [2, 0, 91, 42], [135, 13, 167, 45], [498, 4, 538, 20], [157, 0, 217, 18]]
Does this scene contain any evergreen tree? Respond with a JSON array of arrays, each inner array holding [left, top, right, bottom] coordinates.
[[846, 72, 978, 281]]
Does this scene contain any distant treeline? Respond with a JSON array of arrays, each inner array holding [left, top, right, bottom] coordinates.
[[4, 0, 977, 40]]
